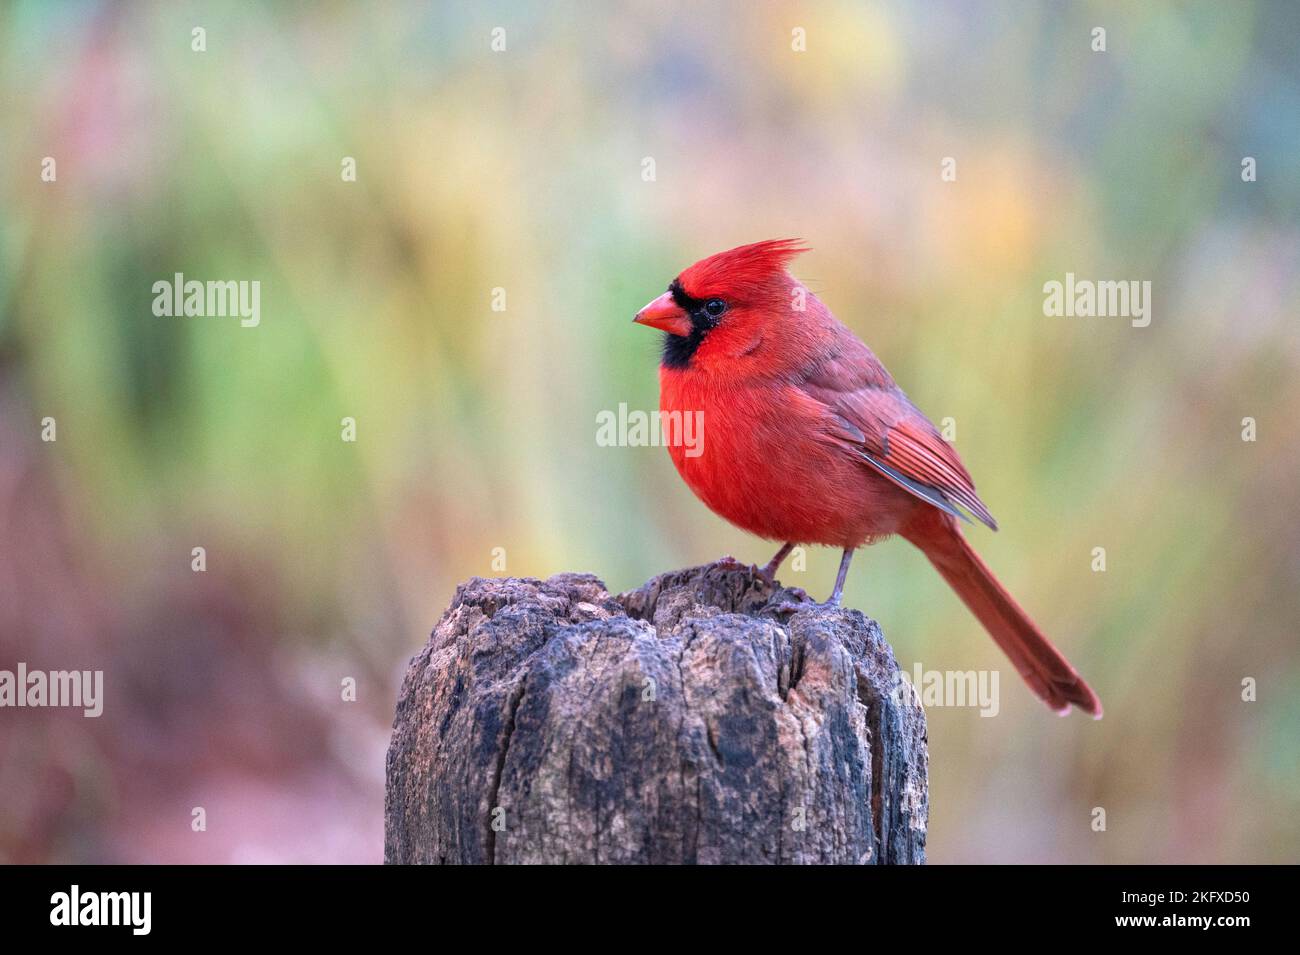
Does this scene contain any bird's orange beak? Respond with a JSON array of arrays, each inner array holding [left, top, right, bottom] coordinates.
[[633, 291, 692, 337]]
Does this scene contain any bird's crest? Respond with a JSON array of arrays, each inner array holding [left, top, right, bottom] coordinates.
[[677, 239, 808, 297]]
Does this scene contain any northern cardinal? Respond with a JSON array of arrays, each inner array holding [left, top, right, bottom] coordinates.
[[633, 239, 1101, 717]]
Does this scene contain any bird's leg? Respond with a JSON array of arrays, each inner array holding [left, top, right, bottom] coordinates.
[[757, 542, 796, 584], [766, 547, 856, 615], [826, 548, 855, 606]]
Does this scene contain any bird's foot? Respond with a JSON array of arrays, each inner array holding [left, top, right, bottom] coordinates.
[[715, 554, 777, 586], [765, 586, 839, 615], [764, 587, 816, 615]]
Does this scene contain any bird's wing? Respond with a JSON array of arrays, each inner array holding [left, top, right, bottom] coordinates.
[[799, 339, 999, 530]]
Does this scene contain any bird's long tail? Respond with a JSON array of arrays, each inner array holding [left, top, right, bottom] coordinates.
[[902, 509, 1102, 717]]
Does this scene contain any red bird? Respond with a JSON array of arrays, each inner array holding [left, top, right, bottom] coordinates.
[[634, 239, 1101, 717]]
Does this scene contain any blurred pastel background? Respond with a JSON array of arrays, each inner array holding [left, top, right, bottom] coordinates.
[[1, 0, 1297, 863]]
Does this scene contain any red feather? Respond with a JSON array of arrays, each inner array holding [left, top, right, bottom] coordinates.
[[676, 239, 808, 299]]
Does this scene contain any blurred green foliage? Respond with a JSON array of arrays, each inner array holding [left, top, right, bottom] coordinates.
[[1, 1, 1297, 862]]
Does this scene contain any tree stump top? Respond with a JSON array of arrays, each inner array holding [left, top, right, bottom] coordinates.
[[385, 559, 928, 864]]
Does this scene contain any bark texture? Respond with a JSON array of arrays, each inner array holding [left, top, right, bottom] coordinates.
[[385, 559, 928, 864]]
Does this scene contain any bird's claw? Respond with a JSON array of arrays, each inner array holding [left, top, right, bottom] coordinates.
[[765, 600, 798, 615], [765, 587, 847, 616], [764, 587, 816, 615]]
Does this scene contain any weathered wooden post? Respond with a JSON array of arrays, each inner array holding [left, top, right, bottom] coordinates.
[[385, 559, 928, 864]]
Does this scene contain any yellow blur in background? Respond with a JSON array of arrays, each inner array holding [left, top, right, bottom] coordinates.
[[1, 1, 1297, 863]]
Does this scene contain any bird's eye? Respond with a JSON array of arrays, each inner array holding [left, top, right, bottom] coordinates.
[[703, 298, 727, 319]]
